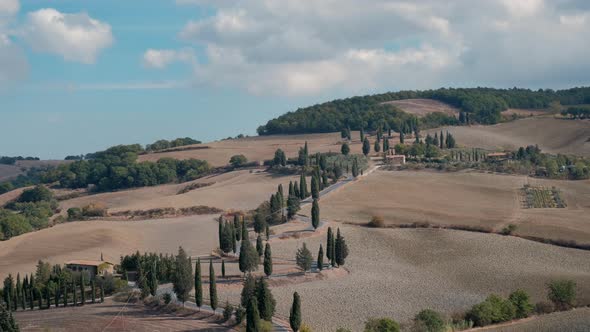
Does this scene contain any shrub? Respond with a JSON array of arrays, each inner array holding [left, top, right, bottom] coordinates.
[[67, 207, 83, 221], [300, 323, 312, 332], [82, 203, 108, 217], [364, 317, 400, 332], [222, 301, 233, 322], [501, 224, 517, 235], [414, 309, 446, 332], [466, 295, 515, 327], [367, 216, 385, 228], [18, 185, 53, 203], [535, 301, 554, 314], [508, 289, 533, 318], [235, 305, 246, 324], [547, 279, 576, 311], [260, 320, 273, 332], [229, 154, 248, 168], [163, 293, 172, 304]]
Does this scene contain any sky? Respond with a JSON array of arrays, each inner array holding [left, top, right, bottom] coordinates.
[[1, 0, 589, 159]]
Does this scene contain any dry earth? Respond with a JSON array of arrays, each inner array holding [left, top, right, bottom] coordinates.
[[382, 98, 459, 117], [215, 225, 590, 332], [13, 297, 230, 331], [426, 117, 590, 157], [477, 307, 590, 332], [137, 132, 361, 166], [302, 169, 590, 244], [502, 108, 549, 117], [0, 214, 220, 280], [58, 170, 301, 213]]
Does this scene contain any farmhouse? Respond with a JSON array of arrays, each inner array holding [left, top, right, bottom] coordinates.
[[65, 260, 115, 278]]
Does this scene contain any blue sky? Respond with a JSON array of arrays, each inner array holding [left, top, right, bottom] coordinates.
[[1, 0, 589, 158]]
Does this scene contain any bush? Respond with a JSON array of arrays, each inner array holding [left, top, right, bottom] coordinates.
[[367, 216, 386, 228], [364, 317, 400, 332], [18, 185, 53, 203], [535, 301, 554, 314], [414, 309, 446, 332], [82, 203, 108, 217], [229, 154, 248, 168], [163, 293, 172, 304], [300, 323, 312, 332], [222, 301, 233, 322], [260, 320, 273, 332], [501, 224, 517, 235], [547, 279, 576, 311], [466, 295, 515, 327], [508, 289, 533, 318], [234, 305, 246, 324], [67, 207, 83, 221]]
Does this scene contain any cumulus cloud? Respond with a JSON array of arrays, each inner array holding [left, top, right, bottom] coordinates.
[[143, 48, 195, 69], [21, 8, 113, 64], [168, 0, 590, 95]]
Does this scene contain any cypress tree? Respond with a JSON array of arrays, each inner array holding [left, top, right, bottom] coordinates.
[[265, 224, 270, 241], [288, 181, 294, 196], [239, 236, 259, 274], [195, 258, 203, 309], [29, 288, 34, 310], [341, 142, 350, 155], [231, 224, 237, 253], [209, 260, 217, 311], [91, 281, 96, 303], [241, 217, 248, 243], [440, 130, 444, 149], [287, 195, 300, 219], [54, 283, 59, 308], [289, 292, 302, 332], [352, 159, 359, 178], [263, 243, 273, 277], [311, 199, 320, 230], [311, 174, 319, 199], [15, 274, 21, 311], [374, 139, 381, 153], [172, 246, 193, 305], [218, 219, 224, 250], [360, 128, 365, 142], [361, 137, 370, 156], [400, 131, 405, 144], [63, 283, 68, 307], [256, 235, 264, 257], [221, 259, 226, 278], [241, 274, 256, 308], [246, 297, 261, 332], [299, 173, 307, 199], [321, 171, 328, 187], [36, 288, 42, 309], [234, 214, 241, 241], [80, 275, 86, 305], [335, 228, 349, 267], [317, 245, 324, 271], [256, 277, 276, 321], [44, 287, 50, 309], [100, 285, 104, 303], [20, 287, 25, 311], [293, 181, 300, 199], [326, 227, 333, 261]]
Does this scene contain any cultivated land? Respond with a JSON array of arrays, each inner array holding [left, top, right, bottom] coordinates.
[[303, 169, 590, 244], [382, 98, 459, 117], [58, 170, 302, 214], [426, 117, 590, 157], [216, 225, 590, 332], [0, 214, 219, 280], [13, 297, 230, 332], [480, 307, 590, 332], [137, 132, 361, 166]]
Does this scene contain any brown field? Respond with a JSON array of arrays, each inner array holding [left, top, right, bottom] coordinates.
[[479, 307, 590, 332], [0, 214, 220, 280], [426, 117, 590, 157], [138, 132, 360, 166], [382, 98, 459, 117], [14, 297, 229, 331], [57, 170, 300, 214], [302, 170, 590, 244], [502, 108, 549, 117], [216, 225, 590, 332], [0, 160, 68, 182]]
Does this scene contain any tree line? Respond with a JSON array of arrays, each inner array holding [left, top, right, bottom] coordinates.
[[257, 87, 590, 135], [0, 185, 58, 240], [561, 106, 590, 119], [0, 156, 39, 165]]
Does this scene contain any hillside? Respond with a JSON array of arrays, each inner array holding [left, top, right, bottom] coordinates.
[[426, 117, 590, 157], [381, 98, 459, 117], [0, 160, 66, 182]]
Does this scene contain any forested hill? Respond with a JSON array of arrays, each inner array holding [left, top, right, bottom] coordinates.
[[257, 87, 590, 135]]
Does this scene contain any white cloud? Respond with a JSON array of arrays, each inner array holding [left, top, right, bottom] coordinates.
[[166, 0, 590, 96], [21, 8, 113, 64], [0, 0, 19, 17], [143, 48, 195, 69], [0, 0, 27, 87]]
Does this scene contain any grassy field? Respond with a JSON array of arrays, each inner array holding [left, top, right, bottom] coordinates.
[[426, 117, 590, 157], [303, 169, 590, 244], [381, 98, 459, 117], [216, 225, 590, 332], [13, 297, 230, 331], [138, 131, 362, 166]]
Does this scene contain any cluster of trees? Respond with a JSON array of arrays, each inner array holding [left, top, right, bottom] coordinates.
[[0, 304, 19, 331], [145, 137, 201, 152], [119, 251, 177, 298], [258, 87, 590, 135], [561, 106, 590, 119], [512, 146, 589, 180], [466, 280, 577, 327], [0, 156, 39, 165], [0, 185, 58, 240], [1, 260, 111, 314], [296, 227, 350, 274], [33, 145, 211, 192]]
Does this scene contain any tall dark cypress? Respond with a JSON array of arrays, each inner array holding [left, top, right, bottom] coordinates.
[[72, 282, 77, 306], [293, 181, 300, 199], [209, 260, 218, 311], [221, 259, 226, 278], [311, 174, 319, 199], [241, 218, 248, 243], [256, 277, 275, 321], [100, 285, 105, 303], [256, 235, 264, 257], [317, 245, 324, 271], [289, 292, 302, 332], [234, 214, 241, 241], [335, 228, 349, 267], [195, 258, 203, 309], [311, 199, 320, 230], [440, 130, 444, 149], [288, 181, 294, 196], [91, 281, 96, 303], [299, 173, 307, 199], [54, 283, 60, 308], [326, 227, 333, 261], [246, 297, 261, 332], [63, 283, 68, 307], [218, 218, 224, 250], [263, 243, 272, 277], [80, 274, 85, 305]]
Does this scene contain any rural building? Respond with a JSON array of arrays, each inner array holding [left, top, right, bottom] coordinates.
[[385, 154, 406, 165], [486, 152, 509, 161], [65, 260, 115, 278]]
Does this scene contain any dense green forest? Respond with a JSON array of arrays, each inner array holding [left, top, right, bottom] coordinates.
[[258, 87, 590, 135]]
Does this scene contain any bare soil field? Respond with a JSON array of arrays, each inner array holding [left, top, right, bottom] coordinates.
[[14, 297, 229, 331], [302, 170, 590, 244], [0, 214, 219, 280], [382, 98, 459, 117], [478, 307, 590, 332], [426, 117, 590, 157], [137, 132, 360, 166], [58, 170, 300, 214], [215, 225, 590, 332]]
